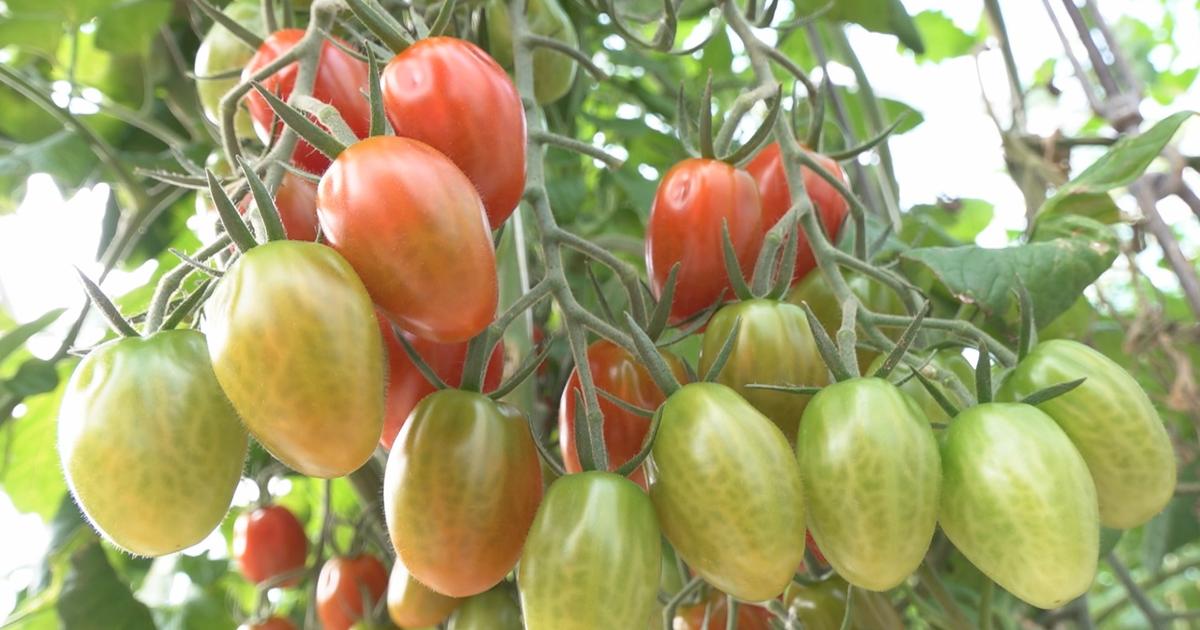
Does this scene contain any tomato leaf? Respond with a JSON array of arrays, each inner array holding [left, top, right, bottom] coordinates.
[[794, 0, 924, 53], [0, 308, 65, 365], [57, 542, 156, 629], [910, 11, 979, 63], [0, 365, 73, 520]]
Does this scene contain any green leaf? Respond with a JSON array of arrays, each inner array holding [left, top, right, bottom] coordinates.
[[57, 542, 156, 630], [0, 308, 65, 364], [838, 90, 924, 141], [795, 0, 924, 53], [910, 11, 978, 62], [1038, 111, 1196, 220], [0, 362, 74, 520], [0, 130, 98, 213], [93, 0, 173, 57], [901, 198, 994, 246]]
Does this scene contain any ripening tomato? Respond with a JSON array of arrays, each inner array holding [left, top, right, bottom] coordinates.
[[674, 591, 772, 630], [379, 314, 505, 450], [868, 349, 975, 424], [798, 378, 940, 591], [558, 340, 684, 487], [997, 339, 1176, 529], [940, 403, 1098, 609], [199, 170, 319, 243], [243, 29, 370, 174], [238, 617, 297, 630], [387, 561, 460, 627], [485, 0, 578, 104], [233, 504, 308, 587], [787, 271, 905, 368], [58, 331, 247, 556], [205, 241, 384, 478], [650, 383, 804, 601], [316, 554, 389, 630], [381, 37, 526, 227], [646, 159, 763, 324], [699, 299, 828, 443], [519, 472, 660, 630], [448, 587, 523, 630], [384, 390, 542, 597], [194, 1, 261, 139], [317, 136, 498, 343], [746, 143, 848, 283]]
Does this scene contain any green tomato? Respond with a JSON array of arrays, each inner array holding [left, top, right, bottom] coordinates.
[[519, 472, 660, 630], [448, 587, 523, 630], [940, 402, 1098, 609], [486, 0, 577, 104], [205, 241, 384, 478], [797, 377, 939, 591], [58, 331, 247, 556], [867, 348, 975, 424], [699, 299, 829, 443], [996, 339, 1176, 529], [649, 382, 805, 601], [194, 1, 261, 139], [784, 576, 904, 630], [787, 272, 905, 369]]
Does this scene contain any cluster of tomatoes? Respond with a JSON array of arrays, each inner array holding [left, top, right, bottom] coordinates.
[[56, 2, 1180, 629]]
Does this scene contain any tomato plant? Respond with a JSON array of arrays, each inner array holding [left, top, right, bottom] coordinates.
[[448, 586, 523, 630], [868, 348, 975, 424], [205, 241, 384, 478], [384, 389, 542, 597], [485, 0, 578, 104], [787, 271, 905, 368], [193, 1, 260, 139], [558, 339, 685, 486], [233, 503, 308, 587], [519, 472, 660, 630], [380, 37, 526, 228], [243, 29, 370, 174], [387, 561, 460, 628], [57, 331, 248, 557], [316, 554, 389, 630], [317, 136, 498, 343], [645, 158, 763, 324]]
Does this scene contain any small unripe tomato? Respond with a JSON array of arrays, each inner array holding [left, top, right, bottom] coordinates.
[[233, 504, 309, 587]]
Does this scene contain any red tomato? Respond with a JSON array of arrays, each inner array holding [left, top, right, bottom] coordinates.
[[233, 504, 309, 587], [645, 159, 763, 324], [378, 313, 505, 450], [317, 136, 498, 343], [243, 29, 370, 174], [675, 593, 772, 630], [558, 340, 684, 488], [235, 171, 319, 241], [316, 555, 389, 630], [745, 143, 848, 283], [238, 617, 297, 630], [380, 37, 526, 228]]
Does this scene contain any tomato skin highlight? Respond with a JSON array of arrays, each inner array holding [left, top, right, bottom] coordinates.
[[649, 382, 805, 601], [378, 315, 505, 450], [558, 340, 685, 487], [996, 339, 1176, 529], [700, 299, 828, 443], [940, 402, 1099, 609], [317, 136, 499, 343], [316, 554, 389, 630], [798, 377, 940, 591], [58, 331, 247, 557], [448, 587, 523, 630], [205, 241, 384, 478], [746, 143, 848, 283], [674, 592, 772, 630], [381, 37, 526, 228], [233, 504, 308, 587], [646, 159, 764, 324], [518, 472, 661, 630], [387, 561, 460, 627], [384, 390, 542, 597], [243, 29, 370, 174]]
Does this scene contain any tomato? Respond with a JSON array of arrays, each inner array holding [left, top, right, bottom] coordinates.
[[649, 382, 804, 601], [381, 37, 526, 228], [867, 349, 975, 424], [379, 314, 505, 450], [485, 0, 578, 104], [238, 617, 297, 630], [243, 29, 370, 174], [674, 591, 772, 630], [646, 159, 763, 324], [194, 1, 261, 140], [699, 299, 828, 443], [746, 143, 848, 283], [519, 472, 660, 629], [317, 136, 498, 343], [558, 340, 684, 487], [233, 504, 308, 587], [783, 576, 904, 630], [387, 561, 460, 627], [448, 586, 523, 630], [940, 403, 1098, 609], [58, 331, 247, 556], [996, 339, 1176, 529], [797, 377, 939, 591], [384, 390, 542, 597], [205, 241, 384, 478], [316, 554, 389, 630], [805, 530, 827, 566], [198, 168, 319, 243], [786, 271, 905, 367]]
